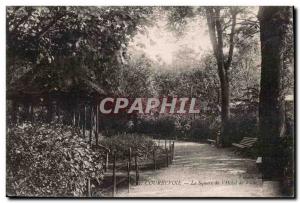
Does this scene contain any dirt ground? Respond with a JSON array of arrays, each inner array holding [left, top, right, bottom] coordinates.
[[117, 141, 282, 197]]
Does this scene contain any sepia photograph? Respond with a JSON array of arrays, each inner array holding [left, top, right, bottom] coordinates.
[[6, 6, 295, 198]]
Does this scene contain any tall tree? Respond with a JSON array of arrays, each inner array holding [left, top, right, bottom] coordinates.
[[166, 7, 259, 146], [7, 6, 153, 95], [258, 6, 292, 180], [205, 7, 238, 146]]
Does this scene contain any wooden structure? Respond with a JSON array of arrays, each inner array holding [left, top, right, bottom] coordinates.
[[207, 139, 216, 145], [232, 137, 258, 152]]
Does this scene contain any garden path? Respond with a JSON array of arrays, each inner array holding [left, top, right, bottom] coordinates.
[[117, 141, 281, 197]]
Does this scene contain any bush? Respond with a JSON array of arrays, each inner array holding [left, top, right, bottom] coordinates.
[[154, 116, 175, 138], [135, 117, 156, 134], [224, 115, 258, 145], [100, 133, 156, 160], [134, 116, 175, 139], [188, 119, 212, 141], [7, 122, 104, 197]]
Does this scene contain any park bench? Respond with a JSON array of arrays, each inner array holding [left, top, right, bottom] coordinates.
[[232, 137, 258, 152], [207, 139, 216, 145]]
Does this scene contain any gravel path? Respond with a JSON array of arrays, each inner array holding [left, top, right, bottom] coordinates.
[[117, 141, 281, 197]]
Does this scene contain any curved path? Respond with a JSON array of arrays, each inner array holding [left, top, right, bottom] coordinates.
[[117, 141, 281, 197]]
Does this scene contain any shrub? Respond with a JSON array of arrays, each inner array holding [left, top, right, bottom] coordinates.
[[154, 116, 175, 138], [100, 133, 156, 160], [134, 116, 175, 139], [188, 119, 212, 141], [7, 122, 104, 197], [224, 115, 258, 145], [135, 117, 156, 134]]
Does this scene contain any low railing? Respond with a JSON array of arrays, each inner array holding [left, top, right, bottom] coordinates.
[[86, 139, 175, 197]]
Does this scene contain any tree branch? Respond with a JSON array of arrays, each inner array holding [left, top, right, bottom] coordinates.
[[8, 7, 34, 33], [205, 8, 218, 59], [36, 12, 65, 40], [225, 9, 237, 70], [214, 8, 225, 68]]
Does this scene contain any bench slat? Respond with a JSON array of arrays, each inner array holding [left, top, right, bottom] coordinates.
[[243, 144, 255, 147], [240, 141, 257, 145], [242, 138, 256, 140], [241, 139, 257, 142], [232, 137, 258, 150], [240, 142, 256, 147], [240, 138, 257, 141], [232, 143, 246, 148]]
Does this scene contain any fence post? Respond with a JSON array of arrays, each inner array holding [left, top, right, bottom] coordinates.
[[77, 107, 81, 128], [94, 105, 98, 146], [83, 105, 86, 138], [153, 149, 156, 170], [128, 148, 131, 185], [127, 162, 130, 193], [29, 104, 34, 122], [89, 107, 93, 146], [166, 149, 169, 167], [172, 141, 175, 161], [129, 147, 132, 170], [105, 152, 109, 172], [87, 178, 91, 197], [169, 146, 172, 164], [135, 155, 139, 185], [73, 111, 76, 126], [96, 104, 99, 145], [165, 140, 167, 150], [112, 151, 116, 197], [56, 104, 60, 123]]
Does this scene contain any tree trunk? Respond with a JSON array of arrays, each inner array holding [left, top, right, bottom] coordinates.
[[258, 6, 290, 180], [220, 70, 230, 146], [206, 7, 236, 147]]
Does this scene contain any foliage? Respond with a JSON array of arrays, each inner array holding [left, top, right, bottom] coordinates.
[[135, 116, 156, 134], [154, 116, 176, 137], [100, 133, 157, 160], [281, 134, 294, 196], [7, 6, 154, 95], [188, 119, 213, 141], [224, 115, 258, 144], [7, 122, 104, 197], [100, 114, 130, 135], [121, 52, 155, 97]]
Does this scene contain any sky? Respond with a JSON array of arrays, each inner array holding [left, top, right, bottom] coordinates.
[[129, 13, 211, 65], [128, 7, 259, 66]]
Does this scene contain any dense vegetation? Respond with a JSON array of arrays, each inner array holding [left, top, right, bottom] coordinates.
[[100, 133, 157, 160], [7, 122, 104, 196], [6, 6, 294, 196]]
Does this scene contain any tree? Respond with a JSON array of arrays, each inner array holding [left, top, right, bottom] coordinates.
[[6, 6, 154, 125], [166, 6, 259, 146], [7, 6, 154, 96], [205, 7, 238, 146], [121, 51, 155, 97], [258, 6, 292, 180]]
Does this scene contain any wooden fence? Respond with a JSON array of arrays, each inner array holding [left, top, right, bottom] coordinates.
[[87, 139, 175, 197], [8, 98, 177, 197]]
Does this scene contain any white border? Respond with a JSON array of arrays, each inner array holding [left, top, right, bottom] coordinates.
[[0, 0, 299, 203]]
